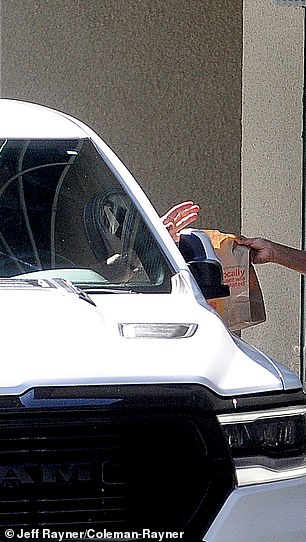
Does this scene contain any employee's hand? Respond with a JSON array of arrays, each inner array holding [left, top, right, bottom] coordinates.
[[235, 237, 274, 265], [236, 236, 306, 274], [161, 201, 200, 242]]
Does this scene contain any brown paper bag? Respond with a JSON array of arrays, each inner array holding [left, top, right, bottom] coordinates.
[[203, 230, 266, 331]]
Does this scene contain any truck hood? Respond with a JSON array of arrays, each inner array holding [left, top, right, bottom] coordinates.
[[0, 280, 299, 396]]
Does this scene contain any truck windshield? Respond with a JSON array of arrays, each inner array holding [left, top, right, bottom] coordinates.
[[0, 138, 172, 292]]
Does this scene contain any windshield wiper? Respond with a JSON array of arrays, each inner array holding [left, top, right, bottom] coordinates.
[[79, 286, 137, 294]]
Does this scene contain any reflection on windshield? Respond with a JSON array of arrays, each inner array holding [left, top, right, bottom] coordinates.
[[0, 139, 171, 292]]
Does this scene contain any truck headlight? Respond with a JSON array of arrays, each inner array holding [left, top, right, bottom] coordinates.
[[218, 406, 306, 486]]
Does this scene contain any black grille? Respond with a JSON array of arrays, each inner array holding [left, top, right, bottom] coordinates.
[[0, 386, 234, 539]]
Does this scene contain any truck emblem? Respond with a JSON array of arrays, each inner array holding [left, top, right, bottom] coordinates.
[[0, 463, 92, 488], [0, 460, 126, 488]]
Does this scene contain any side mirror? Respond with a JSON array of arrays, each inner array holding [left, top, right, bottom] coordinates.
[[178, 229, 230, 299]]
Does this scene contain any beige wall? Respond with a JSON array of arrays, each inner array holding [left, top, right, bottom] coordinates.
[[0, 0, 242, 234], [242, 0, 304, 374]]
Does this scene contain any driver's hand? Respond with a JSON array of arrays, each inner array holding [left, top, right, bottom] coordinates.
[[161, 201, 200, 242]]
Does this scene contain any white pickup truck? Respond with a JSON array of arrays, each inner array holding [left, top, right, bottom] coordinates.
[[0, 99, 305, 542]]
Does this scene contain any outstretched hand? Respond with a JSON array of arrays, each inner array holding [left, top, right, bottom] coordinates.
[[161, 201, 200, 242]]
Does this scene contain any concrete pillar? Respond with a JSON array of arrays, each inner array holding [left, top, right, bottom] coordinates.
[[242, 0, 304, 373]]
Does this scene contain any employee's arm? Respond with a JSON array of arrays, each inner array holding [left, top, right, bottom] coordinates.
[[235, 237, 306, 275]]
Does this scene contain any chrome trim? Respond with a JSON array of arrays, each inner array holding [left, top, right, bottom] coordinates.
[[118, 322, 198, 339], [236, 464, 306, 486], [218, 405, 306, 425]]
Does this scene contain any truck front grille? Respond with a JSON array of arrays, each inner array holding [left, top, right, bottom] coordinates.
[[0, 386, 234, 539]]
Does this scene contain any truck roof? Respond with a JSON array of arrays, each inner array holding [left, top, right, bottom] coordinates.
[[0, 99, 87, 139]]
